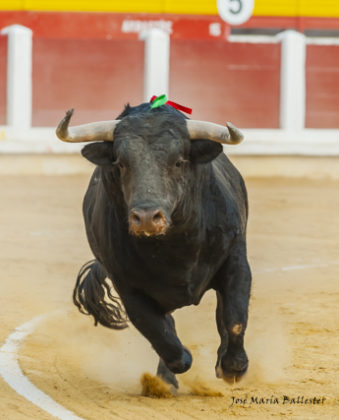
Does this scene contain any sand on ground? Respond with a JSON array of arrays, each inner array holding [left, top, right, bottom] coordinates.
[[0, 169, 338, 419]]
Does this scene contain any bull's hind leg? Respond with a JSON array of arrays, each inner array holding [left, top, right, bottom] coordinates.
[[215, 246, 251, 382], [122, 293, 192, 378]]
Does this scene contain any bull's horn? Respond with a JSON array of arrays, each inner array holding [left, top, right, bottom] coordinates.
[[56, 109, 120, 142], [186, 120, 243, 144]]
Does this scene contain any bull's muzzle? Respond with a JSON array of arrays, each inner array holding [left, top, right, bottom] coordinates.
[[129, 208, 168, 237]]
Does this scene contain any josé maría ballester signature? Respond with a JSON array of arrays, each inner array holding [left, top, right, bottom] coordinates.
[[230, 395, 326, 406]]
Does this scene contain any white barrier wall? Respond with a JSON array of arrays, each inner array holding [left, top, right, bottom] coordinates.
[[1, 24, 32, 129], [278, 30, 306, 132], [0, 26, 339, 155], [140, 28, 170, 101]]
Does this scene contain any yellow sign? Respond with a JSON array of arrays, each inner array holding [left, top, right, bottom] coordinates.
[[1, 0, 339, 18]]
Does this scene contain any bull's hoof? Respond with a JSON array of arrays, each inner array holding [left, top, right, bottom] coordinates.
[[215, 350, 248, 384], [216, 364, 248, 384], [157, 358, 179, 389], [166, 347, 192, 374]]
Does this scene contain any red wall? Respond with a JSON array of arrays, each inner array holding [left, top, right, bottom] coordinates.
[[170, 40, 281, 128], [1, 34, 339, 129], [1, 11, 339, 130], [31, 38, 281, 128], [306, 45, 339, 129], [1, 11, 339, 40], [32, 38, 144, 126]]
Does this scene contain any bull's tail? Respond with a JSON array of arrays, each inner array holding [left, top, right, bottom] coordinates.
[[73, 260, 128, 329]]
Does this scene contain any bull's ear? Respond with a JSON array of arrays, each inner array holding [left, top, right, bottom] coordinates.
[[189, 140, 223, 164], [81, 142, 114, 166]]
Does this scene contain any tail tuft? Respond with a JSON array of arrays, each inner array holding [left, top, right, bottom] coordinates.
[[73, 260, 128, 329]]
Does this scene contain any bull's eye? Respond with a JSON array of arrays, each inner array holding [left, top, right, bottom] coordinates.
[[112, 159, 125, 170]]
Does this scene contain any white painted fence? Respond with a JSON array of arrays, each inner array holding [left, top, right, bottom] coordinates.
[[1, 25, 32, 129], [0, 25, 339, 155], [140, 28, 170, 101]]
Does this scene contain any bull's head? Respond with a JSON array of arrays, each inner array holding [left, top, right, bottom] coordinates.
[[56, 106, 243, 238]]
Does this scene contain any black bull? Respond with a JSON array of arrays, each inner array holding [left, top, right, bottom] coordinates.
[[56, 102, 252, 389]]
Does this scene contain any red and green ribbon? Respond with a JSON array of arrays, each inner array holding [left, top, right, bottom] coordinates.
[[150, 94, 192, 115]]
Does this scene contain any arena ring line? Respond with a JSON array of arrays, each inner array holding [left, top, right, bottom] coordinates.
[[0, 313, 85, 420]]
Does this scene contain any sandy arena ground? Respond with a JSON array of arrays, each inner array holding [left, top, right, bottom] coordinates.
[[0, 158, 338, 419]]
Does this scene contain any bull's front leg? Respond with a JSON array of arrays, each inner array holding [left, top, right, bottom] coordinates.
[[156, 357, 179, 389], [215, 242, 251, 382], [121, 291, 192, 384]]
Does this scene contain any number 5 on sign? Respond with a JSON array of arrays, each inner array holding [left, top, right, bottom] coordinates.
[[217, 0, 255, 25]]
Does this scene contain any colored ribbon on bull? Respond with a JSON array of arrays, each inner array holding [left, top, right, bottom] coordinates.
[[150, 94, 168, 109], [150, 95, 193, 115]]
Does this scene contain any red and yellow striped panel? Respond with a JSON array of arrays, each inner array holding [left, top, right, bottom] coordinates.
[[1, 0, 339, 17]]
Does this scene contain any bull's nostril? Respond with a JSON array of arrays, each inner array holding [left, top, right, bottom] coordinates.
[[129, 208, 167, 235], [131, 213, 141, 225], [152, 211, 164, 224]]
